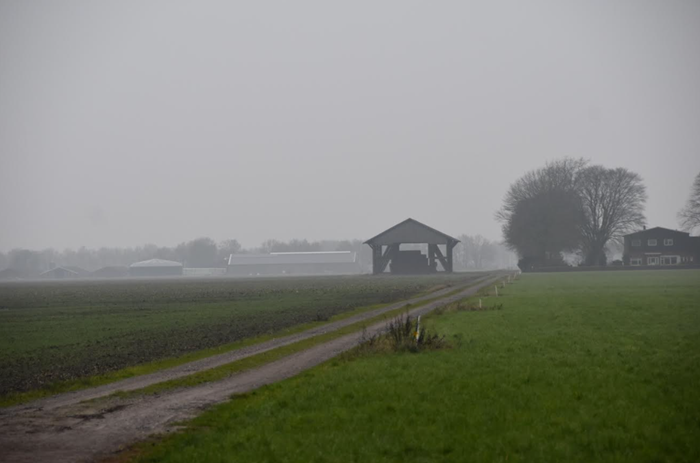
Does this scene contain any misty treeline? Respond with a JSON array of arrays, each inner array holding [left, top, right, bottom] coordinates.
[[0, 238, 359, 276], [497, 158, 650, 269], [0, 234, 515, 277], [453, 235, 516, 270], [678, 171, 700, 233]]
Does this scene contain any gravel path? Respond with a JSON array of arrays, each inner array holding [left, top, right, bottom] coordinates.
[[0, 273, 503, 463]]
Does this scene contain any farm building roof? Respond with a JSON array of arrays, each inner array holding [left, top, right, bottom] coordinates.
[[39, 266, 89, 277], [364, 218, 460, 246], [130, 259, 183, 268], [228, 251, 357, 266], [623, 227, 690, 237]]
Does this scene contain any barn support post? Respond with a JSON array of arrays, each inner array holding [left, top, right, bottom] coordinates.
[[428, 244, 437, 271], [371, 244, 398, 274], [433, 245, 449, 272], [370, 244, 382, 274], [446, 240, 457, 273]]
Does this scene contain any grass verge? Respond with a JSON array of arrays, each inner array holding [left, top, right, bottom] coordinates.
[[124, 270, 700, 463]]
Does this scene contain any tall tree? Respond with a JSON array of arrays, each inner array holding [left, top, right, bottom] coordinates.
[[503, 189, 583, 265], [678, 172, 700, 233], [498, 158, 647, 268], [8, 249, 43, 277], [184, 237, 218, 268], [578, 166, 647, 266], [497, 158, 585, 267]]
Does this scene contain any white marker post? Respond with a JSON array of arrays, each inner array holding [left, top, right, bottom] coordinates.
[[495, 285, 499, 297], [415, 315, 421, 342], [479, 298, 482, 309]]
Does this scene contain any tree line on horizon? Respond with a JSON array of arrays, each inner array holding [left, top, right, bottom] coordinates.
[[0, 234, 516, 277], [497, 158, 700, 270]]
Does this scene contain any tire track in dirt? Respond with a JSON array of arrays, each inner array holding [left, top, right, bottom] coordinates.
[[0, 273, 505, 463], [4, 274, 492, 413]]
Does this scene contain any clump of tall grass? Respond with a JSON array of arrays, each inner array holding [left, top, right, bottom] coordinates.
[[350, 313, 448, 358]]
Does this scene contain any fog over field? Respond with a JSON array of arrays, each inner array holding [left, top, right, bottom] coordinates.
[[1, 1, 699, 251]]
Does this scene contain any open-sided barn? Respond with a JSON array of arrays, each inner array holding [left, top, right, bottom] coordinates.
[[129, 259, 183, 277], [227, 252, 360, 276], [364, 218, 460, 274]]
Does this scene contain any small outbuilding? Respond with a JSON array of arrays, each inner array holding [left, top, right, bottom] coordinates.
[[0, 268, 23, 280], [364, 218, 460, 274], [129, 259, 183, 277]]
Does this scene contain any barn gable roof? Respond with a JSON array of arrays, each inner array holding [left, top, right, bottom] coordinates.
[[364, 218, 459, 246]]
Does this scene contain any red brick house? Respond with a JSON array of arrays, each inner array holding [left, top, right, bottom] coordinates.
[[623, 227, 700, 267]]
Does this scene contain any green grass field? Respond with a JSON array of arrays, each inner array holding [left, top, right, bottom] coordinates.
[[130, 270, 700, 463], [0, 273, 478, 398]]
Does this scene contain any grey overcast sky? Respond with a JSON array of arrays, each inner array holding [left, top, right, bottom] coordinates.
[[1, 1, 699, 251]]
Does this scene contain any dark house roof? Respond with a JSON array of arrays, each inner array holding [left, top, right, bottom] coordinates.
[[364, 218, 460, 246], [624, 227, 689, 238], [228, 252, 357, 266]]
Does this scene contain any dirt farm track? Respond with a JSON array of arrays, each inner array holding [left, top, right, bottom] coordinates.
[[0, 273, 503, 463]]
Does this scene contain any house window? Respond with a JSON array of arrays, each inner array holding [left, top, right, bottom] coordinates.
[[664, 239, 673, 246], [648, 239, 657, 246], [647, 256, 659, 265], [661, 256, 679, 265], [630, 258, 642, 266], [631, 240, 641, 247]]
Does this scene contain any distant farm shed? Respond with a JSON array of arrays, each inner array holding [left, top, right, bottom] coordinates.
[[364, 218, 460, 274], [39, 266, 89, 279], [92, 266, 129, 278], [0, 268, 23, 280], [129, 259, 183, 277], [183, 268, 227, 277], [227, 251, 360, 276]]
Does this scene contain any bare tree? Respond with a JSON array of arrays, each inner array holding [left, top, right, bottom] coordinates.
[[578, 166, 646, 266], [217, 239, 242, 264], [678, 172, 700, 233], [498, 158, 648, 269]]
